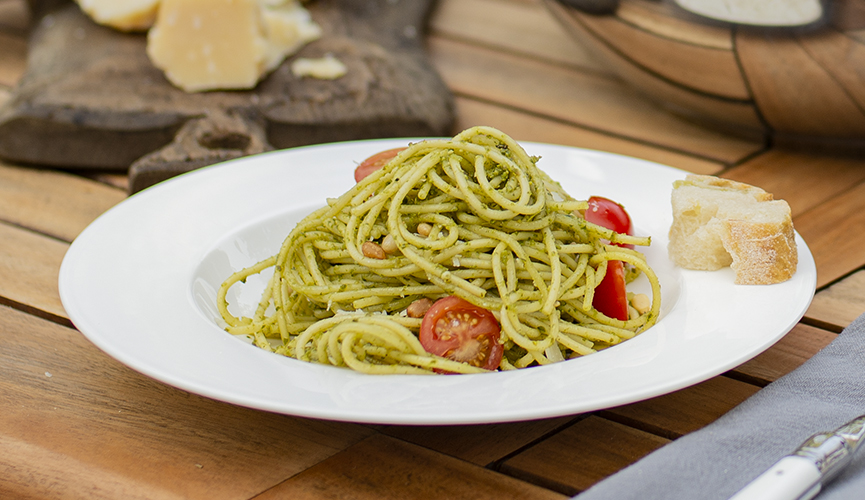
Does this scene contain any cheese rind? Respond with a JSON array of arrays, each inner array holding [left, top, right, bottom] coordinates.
[[75, 0, 160, 32]]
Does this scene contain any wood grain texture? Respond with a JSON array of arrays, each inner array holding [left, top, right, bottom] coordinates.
[[2, 434, 186, 500], [736, 29, 865, 138], [792, 180, 865, 288], [0, 162, 126, 242], [568, 6, 749, 99], [543, 0, 766, 137], [375, 417, 574, 466], [500, 416, 669, 495], [429, 0, 607, 72], [798, 28, 865, 111], [599, 376, 760, 439], [807, 270, 865, 331], [0, 221, 68, 321], [615, 0, 734, 49], [720, 149, 865, 218], [72, 170, 131, 191], [0, 304, 374, 500], [729, 323, 837, 386], [428, 34, 764, 163], [259, 434, 568, 500], [453, 97, 726, 175]]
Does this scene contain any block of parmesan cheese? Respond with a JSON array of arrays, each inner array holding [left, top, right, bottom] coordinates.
[[291, 55, 347, 80], [146, 0, 321, 92], [260, 1, 323, 72], [75, 0, 160, 32]]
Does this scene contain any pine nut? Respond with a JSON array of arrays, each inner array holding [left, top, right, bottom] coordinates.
[[630, 293, 651, 314], [362, 241, 386, 260], [406, 298, 433, 318], [381, 234, 399, 254]]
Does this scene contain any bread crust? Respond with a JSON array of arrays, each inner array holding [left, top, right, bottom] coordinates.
[[680, 174, 774, 202], [723, 217, 798, 285], [668, 175, 797, 285]]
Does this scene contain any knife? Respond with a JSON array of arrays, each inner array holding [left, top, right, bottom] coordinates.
[[729, 414, 865, 500]]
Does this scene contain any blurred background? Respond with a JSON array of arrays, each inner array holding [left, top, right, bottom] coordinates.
[[4, 2, 865, 498]]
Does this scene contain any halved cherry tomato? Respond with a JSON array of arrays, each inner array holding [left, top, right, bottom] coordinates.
[[585, 196, 633, 321], [591, 260, 628, 321], [353, 147, 406, 182], [419, 296, 503, 371], [586, 196, 634, 249]]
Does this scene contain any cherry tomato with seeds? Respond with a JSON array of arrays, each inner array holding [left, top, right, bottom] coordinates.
[[419, 296, 503, 371], [585, 196, 633, 321], [353, 147, 406, 182], [586, 196, 634, 249]]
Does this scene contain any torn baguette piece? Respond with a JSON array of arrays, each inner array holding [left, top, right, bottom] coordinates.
[[668, 174, 797, 285]]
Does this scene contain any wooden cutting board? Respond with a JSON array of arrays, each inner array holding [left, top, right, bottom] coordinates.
[[0, 0, 454, 192]]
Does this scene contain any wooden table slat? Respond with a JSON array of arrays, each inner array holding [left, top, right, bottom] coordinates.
[[375, 417, 574, 467], [453, 96, 726, 175], [807, 270, 865, 331], [720, 149, 865, 218], [728, 323, 837, 387], [0, 161, 126, 242], [500, 415, 670, 495], [258, 434, 568, 500], [599, 376, 760, 439], [792, 180, 865, 288], [429, 35, 764, 164], [73, 170, 131, 191], [429, 0, 607, 73], [0, 304, 374, 500], [0, 221, 68, 322]]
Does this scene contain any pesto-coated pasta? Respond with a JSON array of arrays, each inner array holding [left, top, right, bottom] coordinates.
[[217, 126, 661, 374]]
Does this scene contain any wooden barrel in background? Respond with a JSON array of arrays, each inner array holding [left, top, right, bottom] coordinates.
[[544, 0, 865, 151]]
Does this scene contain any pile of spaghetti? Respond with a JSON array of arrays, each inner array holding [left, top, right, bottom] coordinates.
[[217, 126, 661, 374]]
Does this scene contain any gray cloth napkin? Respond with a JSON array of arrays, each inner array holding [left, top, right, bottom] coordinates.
[[574, 312, 865, 500]]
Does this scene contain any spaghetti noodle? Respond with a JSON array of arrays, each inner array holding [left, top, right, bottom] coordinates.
[[217, 126, 661, 374]]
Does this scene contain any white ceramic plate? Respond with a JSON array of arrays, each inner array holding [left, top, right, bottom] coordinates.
[[59, 139, 816, 425]]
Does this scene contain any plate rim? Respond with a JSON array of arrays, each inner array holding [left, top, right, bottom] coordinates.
[[58, 137, 817, 425]]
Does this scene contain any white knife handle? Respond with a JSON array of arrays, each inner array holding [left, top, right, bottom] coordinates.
[[729, 456, 822, 500]]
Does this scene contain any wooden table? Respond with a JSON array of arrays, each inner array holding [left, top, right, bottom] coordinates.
[[3, 0, 865, 498]]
